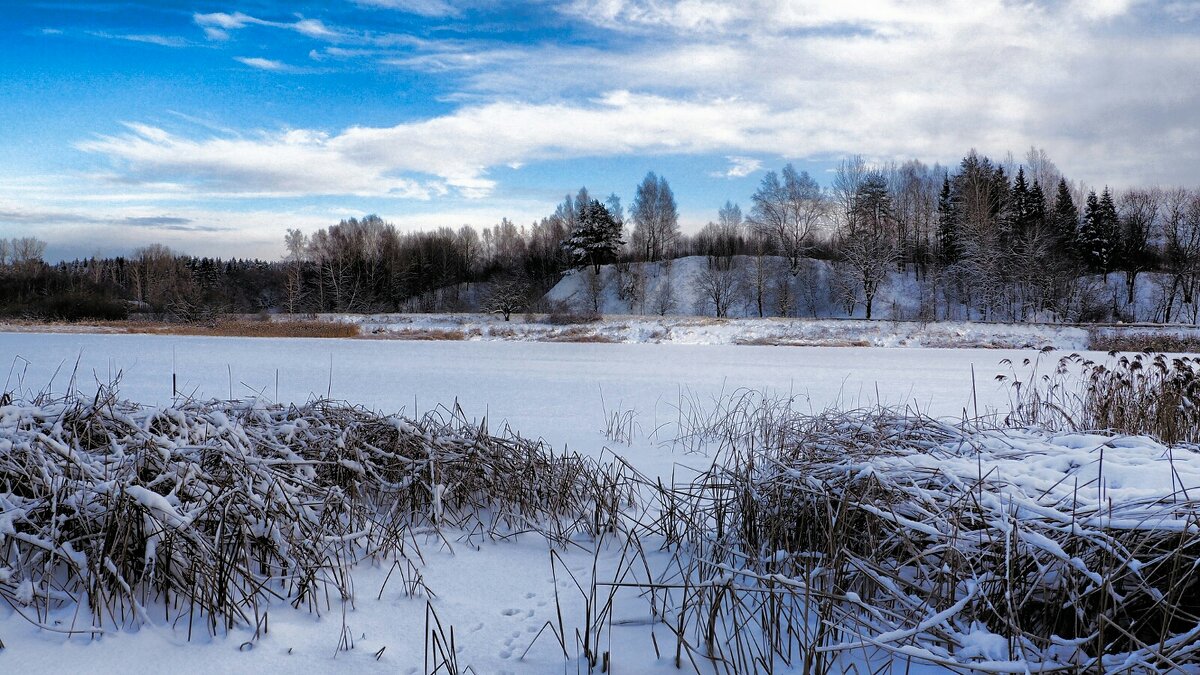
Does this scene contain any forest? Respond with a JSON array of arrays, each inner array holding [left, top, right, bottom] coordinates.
[[3, 147, 1199, 324]]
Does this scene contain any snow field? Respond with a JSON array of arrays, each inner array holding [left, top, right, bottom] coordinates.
[[2, 333, 1199, 672]]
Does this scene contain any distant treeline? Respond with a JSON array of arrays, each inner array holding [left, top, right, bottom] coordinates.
[[2, 147, 1199, 323]]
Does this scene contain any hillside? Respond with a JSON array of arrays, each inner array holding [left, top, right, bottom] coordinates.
[[545, 255, 1183, 324]]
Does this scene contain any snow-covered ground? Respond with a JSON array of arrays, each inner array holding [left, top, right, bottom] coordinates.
[[1, 333, 1196, 673], [334, 312, 1099, 349], [545, 255, 1198, 324], [2, 332, 1059, 453]]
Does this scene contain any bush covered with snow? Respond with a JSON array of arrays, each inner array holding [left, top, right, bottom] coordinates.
[[622, 407, 1200, 672], [0, 391, 625, 637]]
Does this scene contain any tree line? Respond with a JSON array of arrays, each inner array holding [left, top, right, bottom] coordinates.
[[2, 147, 1199, 323]]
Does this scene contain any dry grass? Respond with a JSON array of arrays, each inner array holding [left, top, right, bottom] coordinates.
[[11, 363, 1200, 672], [538, 310, 603, 326], [580, 394, 1200, 673], [170, 319, 360, 338], [0, 390, 628, 638], [1002, 351, 1200, 445], [546, 328, 619, 343], [0, 317, 360, 338], [374, 327, 472, 341], [1089, 331, 1200, 354]]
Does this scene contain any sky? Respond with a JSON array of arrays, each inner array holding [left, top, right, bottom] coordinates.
[[0, 0, 1198, 261]]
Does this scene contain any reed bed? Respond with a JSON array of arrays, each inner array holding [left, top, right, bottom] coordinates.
[[599, 394, 1200, 672], [1003, 351, 1200, 444], [8, 354, 1200, 674], [0, 389, 628, 638]]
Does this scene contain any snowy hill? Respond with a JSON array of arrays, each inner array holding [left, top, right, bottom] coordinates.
[[545, 255, 1188, 323]]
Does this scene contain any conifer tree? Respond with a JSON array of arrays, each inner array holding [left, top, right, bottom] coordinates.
[[1099, 187, 1120, 274], [1050, 178, 1079, 260], [1010, 167, 1031, 244], [936, 175, 958, 264], [1078, 188, 1118, 275], [1028, 180, 1047, 231], [563, 199, 624, 274]]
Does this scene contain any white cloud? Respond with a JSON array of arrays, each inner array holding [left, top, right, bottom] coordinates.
[[77, 122, 434, 198], [89, 32, 191, 47], [193, 11, 423, 47], [711, 156, 762, 179], [194, 12, 256, 30], [353, 0, 462, 17], [77, 93, 779, 199], [234, 56, 294, 71], [440, 0, 1199, 187], [33, 0, 1200, 252], [1165, 1, 1200, 21]]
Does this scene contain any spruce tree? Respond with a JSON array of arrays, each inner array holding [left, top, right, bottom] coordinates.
[[1010, 167, 1031, 244], [1098, 187, 1120, 274], [936, 175, 958, 264], [1028, 180, 1047, 231], [1077, 189, 1118, 275], [563, 199, 624, 274], [1050, 178, 1079, 261]]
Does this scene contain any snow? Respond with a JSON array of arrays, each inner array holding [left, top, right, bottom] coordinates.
[[0, 332, 1068, 461], [1, 331, 1197, 673], [340, 312, 1094, 350], [543, 255, 1200, 324]]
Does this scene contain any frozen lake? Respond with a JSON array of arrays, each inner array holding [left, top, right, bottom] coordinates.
[[0, 332, 1129, 674], [2, 332, 1073, 455]]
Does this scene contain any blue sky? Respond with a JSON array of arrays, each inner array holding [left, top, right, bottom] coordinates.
[[1, 0, 1198, 261]]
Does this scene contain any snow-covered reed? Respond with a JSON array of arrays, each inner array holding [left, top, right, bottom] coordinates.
[[0, 388, 627, 638], [606, 396, 1200, 672]]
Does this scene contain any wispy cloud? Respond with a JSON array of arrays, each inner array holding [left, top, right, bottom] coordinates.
[[1165, 1, 1200, 22], [711, 156, 762, 179], [0, 206, 224, 232], [234, 56, 295, 72], [89, 31, 191, 48], [193, 11, 421, 47], [76, 92, 782, 199], [353, 0, 462, 18]]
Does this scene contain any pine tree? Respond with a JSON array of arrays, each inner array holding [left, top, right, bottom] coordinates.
[[1050, 178, 1079, 261], [936, 175, 958, 264], [1098, 187, 1119, 274], [1010, 167, 1031, 244], [1078, 188, 1118, 275], [1028, 180, 1047, 231], [563, 199, 624, 274]]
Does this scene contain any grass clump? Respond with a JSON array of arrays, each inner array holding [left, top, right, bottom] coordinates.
[[596, 389, 1200, 673], [1002, 351, 1200, 444], [1088, 330, 1200, 354], [0, 390, 628, 637]]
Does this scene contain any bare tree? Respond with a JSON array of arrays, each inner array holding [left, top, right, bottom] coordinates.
[[284, 228, 308, 314], [130, 243, 176, 307], [652, 260, 676, 315], [630, 172, 679, 262], [696, 260, 741, 318], [835, 171, 899, 319], [1161, 188, 1200, 322], [1117, 188, 1160, 309], [9, 237, 47, 276], [750, 165, 828, 275], [484, 274, 530, 321]]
